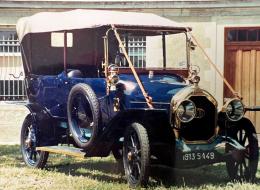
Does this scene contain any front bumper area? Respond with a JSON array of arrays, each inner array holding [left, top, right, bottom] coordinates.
[[174, 136, 245, 168]]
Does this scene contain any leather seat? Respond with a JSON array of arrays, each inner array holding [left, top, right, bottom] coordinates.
[[67, 69, 83, 78]]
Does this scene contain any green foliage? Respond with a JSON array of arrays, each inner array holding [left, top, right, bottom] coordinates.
[[0, 145, 260, 190]]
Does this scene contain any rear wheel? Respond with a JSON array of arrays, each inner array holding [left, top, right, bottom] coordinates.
[[20, 114, 49, 168], [226, 119, 259, 182], [123, 122, 150, 188]]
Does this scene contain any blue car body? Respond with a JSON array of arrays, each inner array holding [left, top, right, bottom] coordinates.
[[16, 9, 258, 185], [29, 72, 186, 118]]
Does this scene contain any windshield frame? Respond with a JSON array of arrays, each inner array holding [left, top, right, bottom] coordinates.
[[104, 26, 191, 108], [103, 27, 191, 74]]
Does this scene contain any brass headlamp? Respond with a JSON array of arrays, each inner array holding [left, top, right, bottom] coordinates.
[[222, 98, 245, 122]]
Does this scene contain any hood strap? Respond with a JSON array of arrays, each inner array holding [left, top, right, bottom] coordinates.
[[188, 31, 240, 99], [112, 25, 153, 109]]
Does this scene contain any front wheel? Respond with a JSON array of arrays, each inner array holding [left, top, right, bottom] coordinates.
[[20, 114, 49, 168], [123, 122, 150, 188], [226, 119, 259, 182]]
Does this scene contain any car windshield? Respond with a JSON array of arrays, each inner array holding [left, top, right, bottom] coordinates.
[[116, 32, 188, 70]]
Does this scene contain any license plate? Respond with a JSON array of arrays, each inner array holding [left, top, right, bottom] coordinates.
[[182, 152, 215, 161]]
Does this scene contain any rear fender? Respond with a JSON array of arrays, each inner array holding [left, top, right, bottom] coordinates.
[[24, 103, 50, 121], [24, 103, 60, 146]]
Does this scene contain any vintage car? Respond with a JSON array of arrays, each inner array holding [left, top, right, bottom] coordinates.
[[16, 9, 258, 187]]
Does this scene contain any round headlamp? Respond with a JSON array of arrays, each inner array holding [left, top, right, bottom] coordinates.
[[224, 99, 244, 122], [176, 100, 196, 123]]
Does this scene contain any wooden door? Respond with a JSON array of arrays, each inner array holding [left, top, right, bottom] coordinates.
[[224, 27, 260, 132]]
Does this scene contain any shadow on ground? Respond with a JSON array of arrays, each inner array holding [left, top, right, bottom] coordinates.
[[1, 145, 260, 188], [47, 155, 231, 188], [47, 158, 126, 184]]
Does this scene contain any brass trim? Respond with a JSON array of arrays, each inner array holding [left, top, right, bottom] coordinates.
[[170, 85, 218, 144], [171, 85, 218, 108], [175, 99, 196, 123], [221, 98, 245, 122], [182, 135, 217, 145]]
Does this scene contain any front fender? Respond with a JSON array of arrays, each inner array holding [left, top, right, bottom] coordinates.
[[218, 113, 257, 132], [102, 108, 171, 141]]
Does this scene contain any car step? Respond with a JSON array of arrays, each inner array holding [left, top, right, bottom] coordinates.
[[36, 146, 86, 158]]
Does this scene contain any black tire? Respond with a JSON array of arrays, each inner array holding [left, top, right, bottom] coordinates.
[[20, 114, 49, 168], [226, 118, 259, 182], [67, 83, 99, 149], [123, 122, 150, 188]]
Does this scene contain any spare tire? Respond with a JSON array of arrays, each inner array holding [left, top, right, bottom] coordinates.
[[67, 83, 100, 149]]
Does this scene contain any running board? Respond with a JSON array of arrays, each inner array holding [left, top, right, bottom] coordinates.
[[36, 146, 86, 158]]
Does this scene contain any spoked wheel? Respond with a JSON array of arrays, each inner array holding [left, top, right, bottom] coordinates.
[[67, 83, 99, 149], [70, 94, 94, 143], [20, 114, 49, 168], [123, 122, 150, 188], [226, 119, 259, 182]]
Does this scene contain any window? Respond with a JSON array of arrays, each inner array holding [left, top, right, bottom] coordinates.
[[248, 30, 258, 41], [122, 36, 146, 68], [227, 28, 260, 42], [0, 31, 20, 53], [227, 30, 237, 41], [51, 32, 73, 47], [0, 30, 26, 100]]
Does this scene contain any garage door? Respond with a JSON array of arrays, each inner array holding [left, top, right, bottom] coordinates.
[[224, 27, 260, 132]]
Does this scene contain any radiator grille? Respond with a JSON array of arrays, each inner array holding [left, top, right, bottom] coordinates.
[[179, 96, 217, 141]]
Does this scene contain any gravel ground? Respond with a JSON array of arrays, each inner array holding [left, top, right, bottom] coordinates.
[[0, 102, 29, 144]]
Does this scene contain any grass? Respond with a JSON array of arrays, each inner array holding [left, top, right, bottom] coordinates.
[[1, 145, 260, 190]]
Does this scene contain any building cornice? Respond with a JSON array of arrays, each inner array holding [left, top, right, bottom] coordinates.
[[1, 1, 260, 10]]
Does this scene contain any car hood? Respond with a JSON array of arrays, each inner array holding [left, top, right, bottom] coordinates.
[[118, 74, 188, 104]]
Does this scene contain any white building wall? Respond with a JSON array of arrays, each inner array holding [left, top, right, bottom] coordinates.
[[0, 1, 260, 104]]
